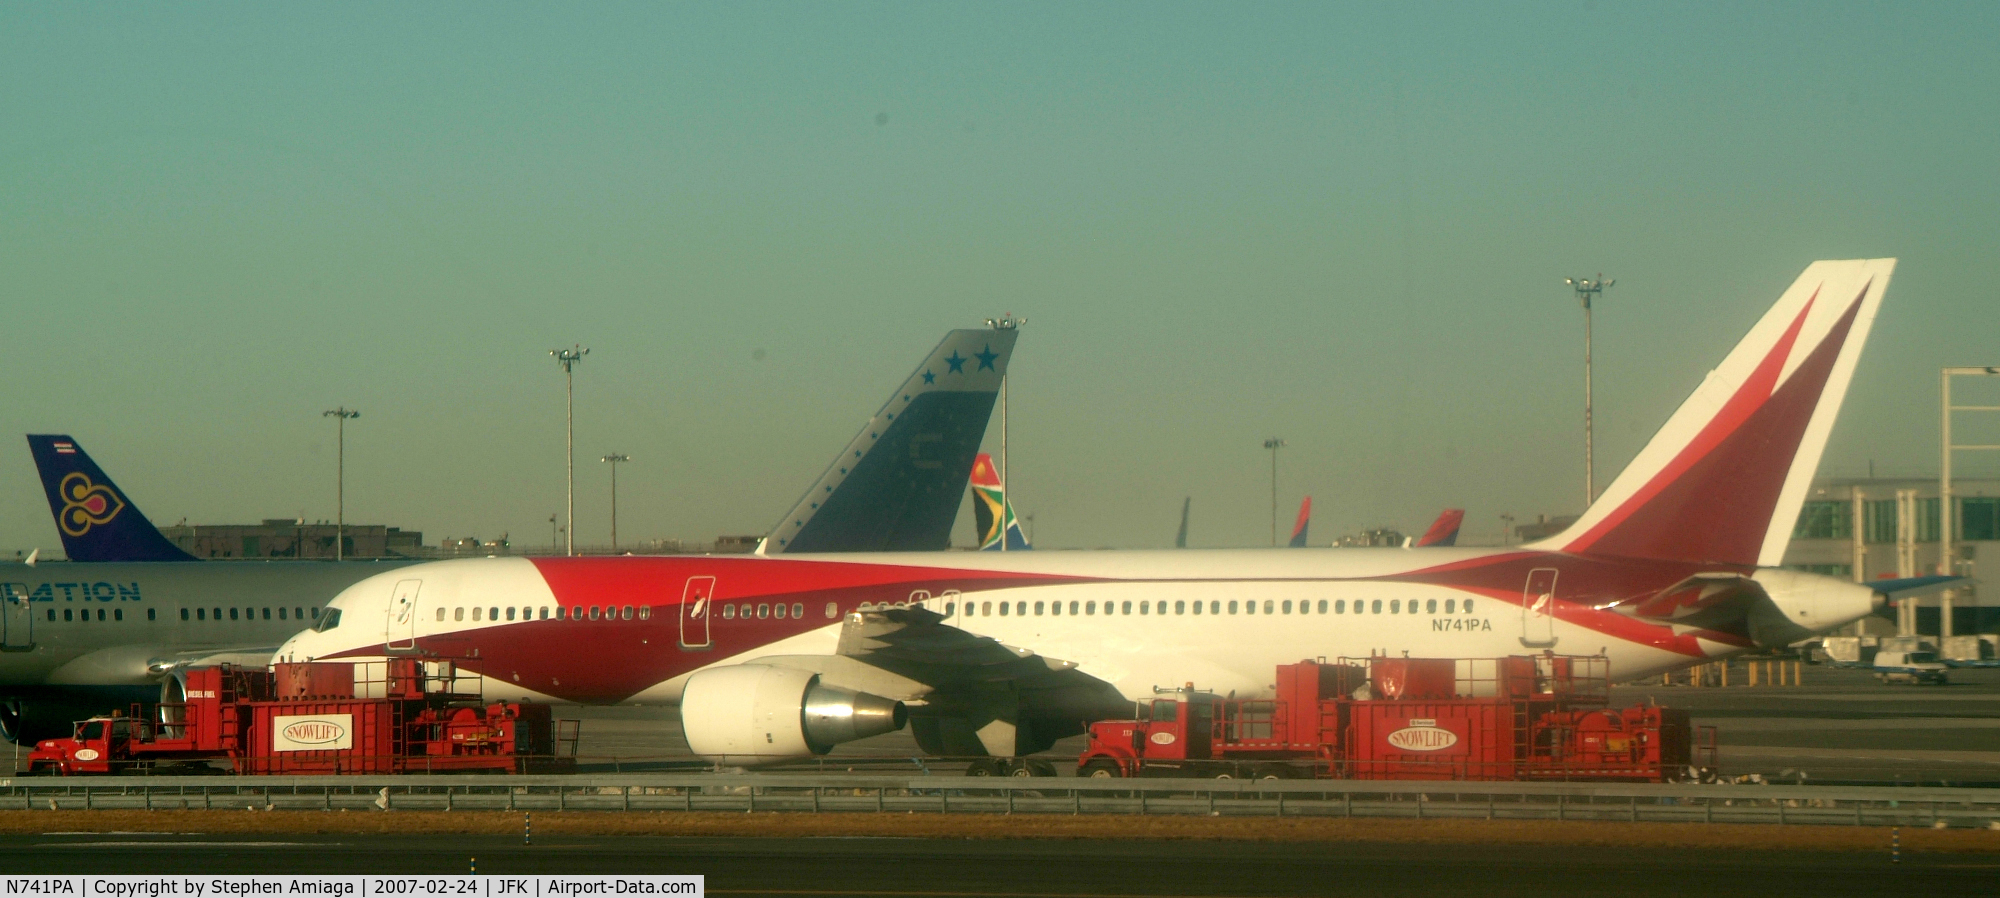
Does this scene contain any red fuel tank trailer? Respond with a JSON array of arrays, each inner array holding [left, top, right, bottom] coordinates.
[[1078, 654, 1712, 782], [26, 659, 578, 776]]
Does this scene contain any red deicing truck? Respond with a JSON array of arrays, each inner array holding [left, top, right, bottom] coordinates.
[[1078, 654, 1711, 782], [26, 658, 577, 776]]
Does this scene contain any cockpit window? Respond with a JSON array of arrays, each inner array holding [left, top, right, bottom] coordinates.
[[313, 608, 342, 632]]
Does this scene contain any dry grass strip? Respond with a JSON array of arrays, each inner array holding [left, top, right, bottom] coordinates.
[[1, 810, 1996, 854]]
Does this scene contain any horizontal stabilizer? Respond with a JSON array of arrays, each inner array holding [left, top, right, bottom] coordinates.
[[1869, 575, 1971, 598]]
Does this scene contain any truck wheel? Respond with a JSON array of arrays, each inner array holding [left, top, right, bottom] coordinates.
[[1081, 759, 1124, 779], [1253, 763, 1294, 780]]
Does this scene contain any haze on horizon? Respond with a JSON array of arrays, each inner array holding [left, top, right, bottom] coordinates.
[[3, 2, 1997, 556]]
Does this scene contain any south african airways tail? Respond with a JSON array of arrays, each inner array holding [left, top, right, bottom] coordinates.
[[971, 452, 1031, 550], [26, 434, 196, 562]]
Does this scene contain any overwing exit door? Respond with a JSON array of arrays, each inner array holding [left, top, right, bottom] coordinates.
[[1520, 568, 1558, 648], [386, 579, 422, 651], [1, 583, 31, 651], [681, 576, 715, 649]]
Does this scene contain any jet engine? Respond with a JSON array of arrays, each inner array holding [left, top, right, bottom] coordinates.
[[679, 664, 907, 766]]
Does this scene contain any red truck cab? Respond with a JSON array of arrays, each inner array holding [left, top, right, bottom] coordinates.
[[28, 714, 149, 775], [1081, 692, 1218, 777]]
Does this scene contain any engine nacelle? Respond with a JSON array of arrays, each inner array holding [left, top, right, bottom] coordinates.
[[680, 665, 906, 766]]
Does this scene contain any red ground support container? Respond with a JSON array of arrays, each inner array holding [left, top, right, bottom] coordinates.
[[1344, 699, 1521, 780], [240, 699, 399, 775], [273, 662, 354, 700], [1079, 653, 1709, 783], [1369, 658, 1456, 700], [25, 660, 578, 777]]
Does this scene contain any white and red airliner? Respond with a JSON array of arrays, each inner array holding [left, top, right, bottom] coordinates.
[[280, 259, 1897, 767]]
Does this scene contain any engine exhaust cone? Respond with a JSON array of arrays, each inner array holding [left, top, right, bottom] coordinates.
[[802, 684, 907, 751]]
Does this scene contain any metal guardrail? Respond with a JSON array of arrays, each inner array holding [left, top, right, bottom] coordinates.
[[0, 774, 1995, 828]]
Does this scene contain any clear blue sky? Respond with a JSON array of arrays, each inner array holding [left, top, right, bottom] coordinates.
[[3, 1, 1997, 553]]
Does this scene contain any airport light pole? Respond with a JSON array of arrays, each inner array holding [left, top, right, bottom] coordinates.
[[549, 345, 589, 557], [549, 513, 559, 555], [322, 407, 359, 561], [1263, 438, 1287, 547], [601, 453, 629, 553], [1565, 275, 1614, 505], [985, 314, 1026, 551]]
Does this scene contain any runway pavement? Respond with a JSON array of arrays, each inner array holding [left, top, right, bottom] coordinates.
[[4, 832, 1997, 896]]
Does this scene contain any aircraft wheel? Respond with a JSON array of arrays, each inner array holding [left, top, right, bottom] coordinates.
[[965, 759, 1005, 777]]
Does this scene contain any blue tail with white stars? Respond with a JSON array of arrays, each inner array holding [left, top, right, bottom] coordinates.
[[763, 328, 1019, 553], [26, 434, 197, 562]]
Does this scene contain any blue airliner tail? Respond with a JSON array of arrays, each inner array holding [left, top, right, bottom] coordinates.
[[763, 328, 1019, 553], [26, 434, 196, 562]]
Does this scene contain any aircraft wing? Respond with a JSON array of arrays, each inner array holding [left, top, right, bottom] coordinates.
[[754, 604, 1127, 757], [146, 645, 284, 676]]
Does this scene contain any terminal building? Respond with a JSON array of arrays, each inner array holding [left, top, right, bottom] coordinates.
[[1783, 476, 1998, 640], [157, 520, 426, 560]]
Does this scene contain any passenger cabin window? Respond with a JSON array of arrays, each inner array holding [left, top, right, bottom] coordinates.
[[261, 608, 271, 620], [1426, 599, 1437, 613], [999, 602, 1009, 616], [1318, 600, 1328, 613], [638, 606, 651, 621], [180, 608, 189, 621], [1445, 599, 1456, 613], [755, 604, 768, 619], [540, 606, 550, 620], [825, 602, 839, 619], [1228, 601, 1238, 614], [622, 605, 634, 620], [1463, 599, 1474, 613], [64, 609, 74, 622], [1086, 601, 1097, 615], [454, 608, 464, 621], [147, 608, 154, 621], [1122, 601, 1133, 615], [793, 603, 806, 619], [722, 605, 736, 620], [1372, 600, 1383, 614]]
